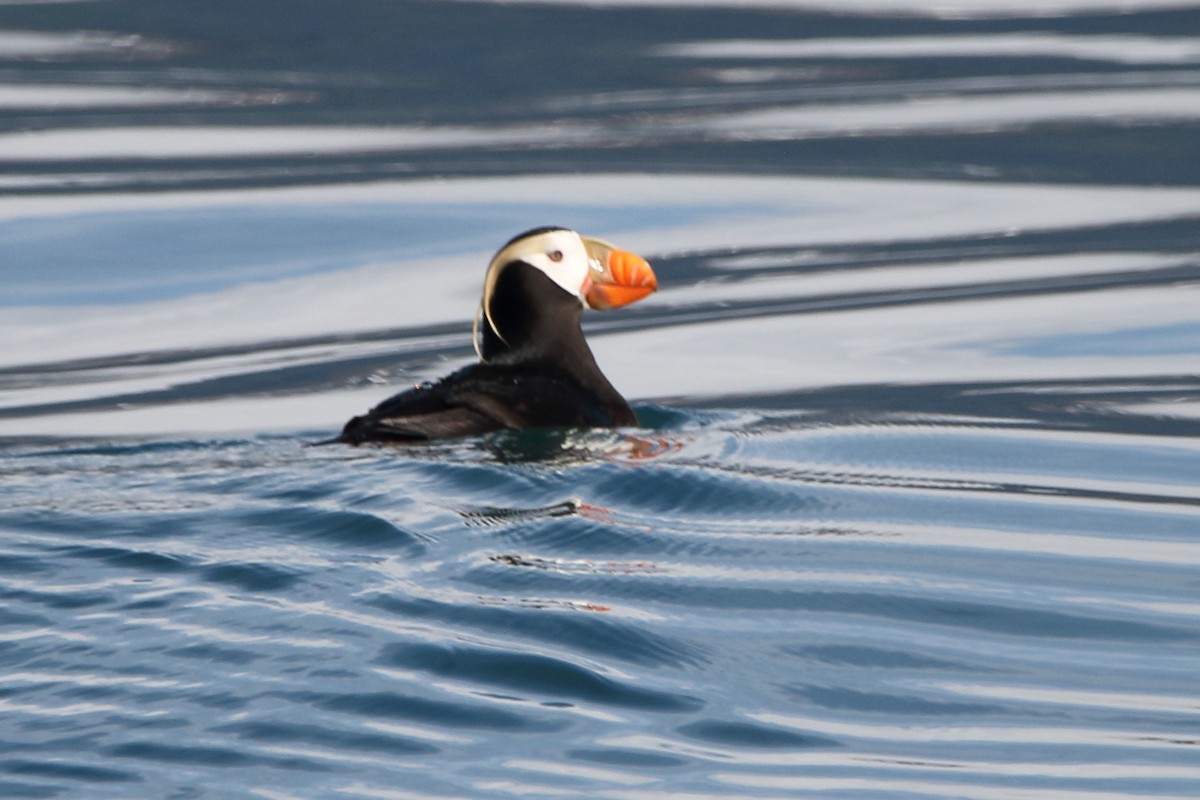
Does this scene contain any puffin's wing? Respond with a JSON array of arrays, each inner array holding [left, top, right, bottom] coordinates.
[[443, 389, 528, 429], [338, 406, 499, 443], [332, 364, 599, 445]]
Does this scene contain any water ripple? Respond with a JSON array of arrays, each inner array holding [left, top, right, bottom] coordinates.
[[378, 642, 703, 712]]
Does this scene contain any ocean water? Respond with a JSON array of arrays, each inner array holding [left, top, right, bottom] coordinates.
[[2, 1, 1200, 798]]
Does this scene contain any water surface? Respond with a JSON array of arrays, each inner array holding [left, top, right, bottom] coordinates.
[[2, 1, 1199, 798]]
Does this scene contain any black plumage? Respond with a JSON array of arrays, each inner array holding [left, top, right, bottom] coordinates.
[[334, 231, 649, 445]]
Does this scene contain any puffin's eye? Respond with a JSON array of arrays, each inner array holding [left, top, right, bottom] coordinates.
[[548, 249, 564, 262]]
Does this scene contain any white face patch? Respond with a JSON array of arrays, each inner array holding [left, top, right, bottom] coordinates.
[[495, 228, 592, 302], [474, 229, 594, 358]]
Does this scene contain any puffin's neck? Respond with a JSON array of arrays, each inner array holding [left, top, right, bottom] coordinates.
[[484, 262, 630, 408]]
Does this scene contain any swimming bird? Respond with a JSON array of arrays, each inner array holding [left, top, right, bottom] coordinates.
[[333, 226, 657, 444]]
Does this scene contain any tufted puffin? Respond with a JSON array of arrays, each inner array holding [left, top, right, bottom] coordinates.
[[333, 227, 657, 444]]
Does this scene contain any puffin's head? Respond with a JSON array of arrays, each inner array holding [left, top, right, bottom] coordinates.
[[474, 227, 657, 359]]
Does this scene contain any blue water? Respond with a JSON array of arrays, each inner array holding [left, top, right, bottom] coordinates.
[[3, 1, 1200, 798]]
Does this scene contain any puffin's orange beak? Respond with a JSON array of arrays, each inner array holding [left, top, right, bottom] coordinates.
[[582, 237, 657, 310]]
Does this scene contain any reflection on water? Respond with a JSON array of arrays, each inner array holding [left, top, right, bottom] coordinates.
[[2, 174, 1198, 414], [2, 1, 1199, 798]]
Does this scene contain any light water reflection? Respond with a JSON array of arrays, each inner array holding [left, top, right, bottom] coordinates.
[[658, 33, 1200, 62], [3, 173, 1198, 436]]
